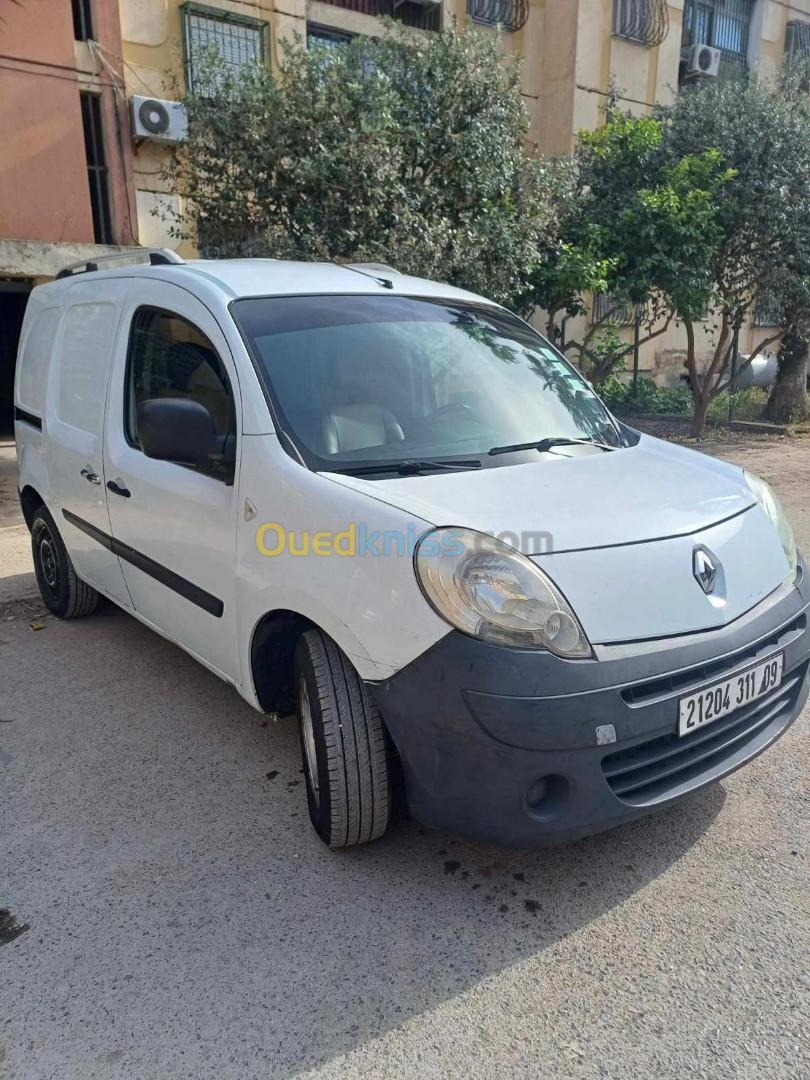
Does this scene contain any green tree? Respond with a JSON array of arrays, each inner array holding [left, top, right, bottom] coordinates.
[[163, 26, 556, 309], [525, 113, 730, 393], [656, 76, 810, 434]]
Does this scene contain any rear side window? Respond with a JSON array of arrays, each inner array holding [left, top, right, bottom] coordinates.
[[17, 308, 60, 415], [57, 303, 116, 432], [125, 307, 235, 482]]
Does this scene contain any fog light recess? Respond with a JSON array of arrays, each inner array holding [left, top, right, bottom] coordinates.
[[524, 774, 570, 822]]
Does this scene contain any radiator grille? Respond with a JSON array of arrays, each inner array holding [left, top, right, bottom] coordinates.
[[603, 662, 807, 804], [621, 615, 805, 707]]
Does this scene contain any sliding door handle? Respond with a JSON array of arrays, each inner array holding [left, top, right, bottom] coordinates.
[[106, 479, 131, 499]]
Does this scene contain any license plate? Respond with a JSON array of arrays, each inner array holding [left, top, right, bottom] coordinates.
[[678, 652, 784, 737]]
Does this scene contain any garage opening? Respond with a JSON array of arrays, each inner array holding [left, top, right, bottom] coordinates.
[[0, 279, 33, 438]]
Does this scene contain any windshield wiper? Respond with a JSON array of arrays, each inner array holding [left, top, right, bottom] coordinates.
[[488, 436, 615, 457], [331, 459, 483, 477]]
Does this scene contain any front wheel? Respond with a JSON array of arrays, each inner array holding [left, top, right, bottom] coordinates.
[[31, 506, 100, 619], [295, 629, 392, 848]]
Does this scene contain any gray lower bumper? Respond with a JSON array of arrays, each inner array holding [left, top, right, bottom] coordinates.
[[370, 574, 810, 847]]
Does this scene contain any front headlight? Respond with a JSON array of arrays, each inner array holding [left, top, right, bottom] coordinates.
[[744, 470, 798, 580], [414, 527, 592, 657]]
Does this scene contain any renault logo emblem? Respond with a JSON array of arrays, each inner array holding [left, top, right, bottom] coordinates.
[[693, 546, 718, 595]]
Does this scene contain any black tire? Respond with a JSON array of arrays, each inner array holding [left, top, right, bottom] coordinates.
[[294, 629, 392, 848], [30, 506, 101, 619]]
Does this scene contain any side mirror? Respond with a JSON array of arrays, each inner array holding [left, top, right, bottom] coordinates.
[[138, 398, 218, 465]]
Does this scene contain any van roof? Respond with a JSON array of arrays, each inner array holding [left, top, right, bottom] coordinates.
[[43, 255, 492, 307]]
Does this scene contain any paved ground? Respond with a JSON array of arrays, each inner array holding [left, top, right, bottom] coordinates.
[[0, 442, 37, 609], [1, 436, 809, 1079]]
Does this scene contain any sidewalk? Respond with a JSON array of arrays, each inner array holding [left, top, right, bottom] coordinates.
[[0, 442, 38, 608]]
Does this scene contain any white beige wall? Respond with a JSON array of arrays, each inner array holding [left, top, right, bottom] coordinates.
[[118, 0, 806, 380]]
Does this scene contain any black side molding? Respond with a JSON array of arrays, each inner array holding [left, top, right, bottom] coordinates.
[[62, 509, 224, 618], [15, 407, 42, 431]]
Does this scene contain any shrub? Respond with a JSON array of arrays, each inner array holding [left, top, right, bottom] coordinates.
[[705, 387, 769, 422], [599, 376, 693, 416]]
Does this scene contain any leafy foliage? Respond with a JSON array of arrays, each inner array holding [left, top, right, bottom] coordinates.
[[541, 82, 810, 434], [524, 112, 731, 389], [600, 376, 693, 416], [166, 38, 810, 434], [164, 27, 556, 308], [654, 77, 810, 431], [577, 324, 631, 387]]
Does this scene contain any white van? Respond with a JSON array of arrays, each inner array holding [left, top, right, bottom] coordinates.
[[14, 250, 809, 848]]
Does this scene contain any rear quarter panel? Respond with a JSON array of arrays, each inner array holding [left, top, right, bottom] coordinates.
[[14, 289, 62, 509]]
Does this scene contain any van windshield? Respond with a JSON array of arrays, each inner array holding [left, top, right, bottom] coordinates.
[[231, 294, 620, 473]]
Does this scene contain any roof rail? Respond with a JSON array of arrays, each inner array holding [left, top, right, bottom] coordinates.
[[56, 248, 185, 280]]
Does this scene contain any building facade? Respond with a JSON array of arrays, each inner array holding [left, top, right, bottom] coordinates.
[[118, 0, 810, 382], [545, 0, 810, 381], [2, 0, 810, 424], [0, 0, 139, 432]]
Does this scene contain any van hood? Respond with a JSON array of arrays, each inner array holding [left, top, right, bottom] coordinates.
[[325, 434, 754, 554], [325, 434, 794, 643]]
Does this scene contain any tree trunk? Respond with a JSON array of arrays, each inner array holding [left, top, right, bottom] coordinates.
[[764, 330, 808, 424], [691, 391, 710, 438], [682, 316, 710, 438]]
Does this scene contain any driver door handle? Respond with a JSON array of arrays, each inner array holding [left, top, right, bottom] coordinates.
[[107, 479, 131, 499], [80, 467, 101, 485]]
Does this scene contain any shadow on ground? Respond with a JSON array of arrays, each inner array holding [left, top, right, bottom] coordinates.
[[2, 607, 725, 1078]]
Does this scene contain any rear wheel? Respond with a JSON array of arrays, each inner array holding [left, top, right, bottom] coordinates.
[[30, 506, 100, 619], [294, 629, 392, 847]]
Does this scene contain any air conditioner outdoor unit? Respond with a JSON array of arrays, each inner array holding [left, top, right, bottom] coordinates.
[[685, 43, 722, 78], [130, 96, 188, 143]]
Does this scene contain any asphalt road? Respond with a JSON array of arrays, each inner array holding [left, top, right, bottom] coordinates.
[[1, 437, 809, 1079]]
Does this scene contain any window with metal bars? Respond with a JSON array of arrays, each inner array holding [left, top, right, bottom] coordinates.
[[307, 24, 354, 48], [682, 0, 753, 67], [72, 0, 94, 42], [316, 0, 441, 33], [612, 0, 669, 48], [592, 292, 643, 326], [80, 92, 113, 245], [753, 290, 783, 328], [467, 0, 529, 33], [785, 19, 810, 65], [181, 3, 266, 94], [785, 20, 810, 87]]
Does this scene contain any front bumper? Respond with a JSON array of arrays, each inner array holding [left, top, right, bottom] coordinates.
[[370, 573, 810, 847]]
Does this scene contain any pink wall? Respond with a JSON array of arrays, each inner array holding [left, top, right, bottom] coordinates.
[[0, 0, 138, 247]]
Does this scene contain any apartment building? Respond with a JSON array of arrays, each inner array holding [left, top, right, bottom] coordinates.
[[2, 1, 809, 418], [119, 1, 810, 380], [0, 0, 141, 432]]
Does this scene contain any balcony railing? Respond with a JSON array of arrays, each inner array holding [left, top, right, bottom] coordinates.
[[468, 0, 529, 33], [319, 0, 442, 32], [612, 0, 669, 49]]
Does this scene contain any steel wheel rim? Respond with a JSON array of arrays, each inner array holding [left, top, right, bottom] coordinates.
[[38, 529, 60, 599], [299, 675, 320, 806]]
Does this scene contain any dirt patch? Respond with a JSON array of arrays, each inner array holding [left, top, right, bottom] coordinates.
[[0, 597, 49, 624], [628, 416, 794, 446]]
